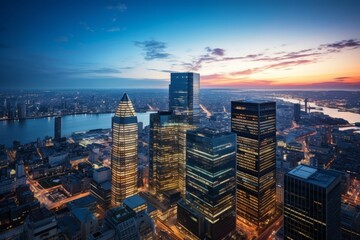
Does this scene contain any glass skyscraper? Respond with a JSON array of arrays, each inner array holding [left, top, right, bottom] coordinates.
[[111, 93, 138, 207], [177, 128, 237, 240], [149, 111, 195, 199], [169, 72, 200, 125], [231, 100, 276, 227], [284, 165, 341, 240]]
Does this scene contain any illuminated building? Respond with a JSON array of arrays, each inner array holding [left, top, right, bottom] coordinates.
[[149, 111, 180, 199], [149, 111, 195, 199], [284, 165, 341, 240], [177, 128, 237, 240], [169, 72, 200, 125], [111, 93, 138, 207], [54, 116, 61, 140], [231, 100, 276, 227]]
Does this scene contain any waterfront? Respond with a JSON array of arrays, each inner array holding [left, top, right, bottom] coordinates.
[[0, 112, 153, 147], [276, 97, 360, 124]]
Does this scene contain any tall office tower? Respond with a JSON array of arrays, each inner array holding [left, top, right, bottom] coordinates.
[[17, 102, 26, 119], [284, 165, 341, 240], [231, 100, 276, 227], [54, 116, 62, 140], [293, 103, 301, 122], [149, 111, 195, 199], [111, 93, 138, 207], [177, 128, 237, 240], [169, 72, 200, 125], [149, 111, 180, 199], [304, 98, 309, 113]]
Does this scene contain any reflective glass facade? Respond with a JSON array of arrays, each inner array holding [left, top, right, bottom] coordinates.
[[284, 165, 341, 240], [149, 111, 195, 199], [111, 93, 138, 207], [169, 72, 200, 125], [231, 100, 276, 226], [178, 128, 237, 240]]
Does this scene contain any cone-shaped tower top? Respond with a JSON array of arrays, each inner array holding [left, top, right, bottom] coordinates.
[[115, 93, 136, 118]]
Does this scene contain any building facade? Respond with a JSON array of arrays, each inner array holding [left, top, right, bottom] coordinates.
[[177, 128, 237, 240], [169, 72, 200, 125], [111, 93, 138, 207], [54, 116, 62, 140], [149, 111, 195, 199], [231, 100, 277, 227], [284, 165, 341, 240]]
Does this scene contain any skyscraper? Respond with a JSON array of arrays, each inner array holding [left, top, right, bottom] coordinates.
[[284, 165, 341, 240], [149, 111, 195, 199], [293, 103, 301, 122], [111, 93, 138, 207], [177, 128, 237, 240], [54, 116, 61, 140], [149, 111, 180, 199], [169, 72, 200, 125], [231, 100, 276, 228]]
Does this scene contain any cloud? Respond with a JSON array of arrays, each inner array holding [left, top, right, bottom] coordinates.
[[90, 67, 121, 74], [323, 39, 360, 49], [206, 47, 225, 56], [334, 77, 350, 82], [107, 2, 127, 12], [79, 21, 94, 32], [54, 36, 69, 43], [134, 40, 171, 60], [107, 27, 122, 32], [181, 38, 360, 72], [148, 68, 176, 73]]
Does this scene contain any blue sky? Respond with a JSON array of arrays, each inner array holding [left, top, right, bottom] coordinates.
[[1, 0, 360, 89]]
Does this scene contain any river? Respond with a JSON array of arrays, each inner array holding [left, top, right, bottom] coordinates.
[[0, 112, 153, 147], [276, 97, 360, 124]]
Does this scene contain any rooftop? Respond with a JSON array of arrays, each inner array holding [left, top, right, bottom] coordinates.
[[107, 206, 136, 225], [123, 194, 147, 209], [288, 165, 339, 188], [29, 207, 54, 223], [232, 99, 275, 104]]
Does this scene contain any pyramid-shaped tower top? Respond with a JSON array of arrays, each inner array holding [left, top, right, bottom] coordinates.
[[114, 93, 137, 118], [121, 93, 130, 102]]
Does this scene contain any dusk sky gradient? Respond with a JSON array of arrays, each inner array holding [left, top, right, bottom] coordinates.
[[1, 0, 360, 89]]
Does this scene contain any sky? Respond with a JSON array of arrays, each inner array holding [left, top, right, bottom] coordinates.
[[0, 0, 360, 89]]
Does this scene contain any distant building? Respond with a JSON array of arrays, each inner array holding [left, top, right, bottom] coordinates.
[[90, 180, 111, 211], [93, 166, 111, 183], [293, 103, 301, 122], [105, 205, 154, 240], [111, 93, 138, 207], [284, 165, 341, 240], [48, 152, 68, 167], [17, 102, 26, 120], [123, 194, 147, 213], [54, 116, 62, 140], [341, 204, 360, 240], [61, 174, 90, 195], [169, 72, 200, 125], [177, 128, 237, 240], [24, 207, 61, 240], [231, 100, 277, 227]]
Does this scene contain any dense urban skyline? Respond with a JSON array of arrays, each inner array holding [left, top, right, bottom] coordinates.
[[1, 0, 360, 89]]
